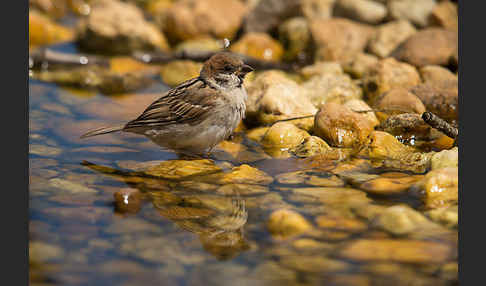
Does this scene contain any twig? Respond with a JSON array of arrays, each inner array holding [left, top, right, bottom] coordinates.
[[422, 111, 458, 139], [132, 50, 298, 72], [29, 48, 110, 70]]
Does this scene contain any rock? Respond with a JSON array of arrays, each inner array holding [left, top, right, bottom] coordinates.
[[245, 71, 317, 128], [439, 262, 459, 282], [343, 99, 379, 127], [278, 17, 313, 62], [362, 58, 421, 104], [310, 18, 375, 62], [230, 32, 284, 62], [30, 241, 65, 262], [290, 187, 370, 206], [174, 37, 223, 53], [431, 147, 458, 170], [376, 113, 435, 142], [267, 209, 313, 239], [160, 60, 203, 87], [32, 66, 156, 94], [315, 215, 367, 232], [387, 0, 437, 28], [339, 239, 452, 263], [372, 88, 426, 121], [30, 0, 68, 19], [342, 53, 379, 78], [161, 0, 247, 44], [279, 255, 350, 273], [300, 61, 343, 80], [76, 0, 169, 54], [367, 20, 417, 58], [409, 83, 458, 123], [333, 0, 387, 24], [426, 205, 458, 228], [114, 188, 143, 214], [292, 136, 332, 158], [419, 65, 458, 88], [360, 175, 423, 195], [246, 127, 270, 142], [413, 167, 458, 209], [313, 102, 375, 148], [244, 0, 301, 33], [216, 184, 269, 196], [29, 10, 74, 48], [261, 122, 311, 157], [292, 238, 333, 251], [145, 159, 222, 180], [204, 164, 274, 185], [275, 169, 344, 186], [48, 178, 98, 194], [429, 1, 458, 31], [375, 205, 439, 235], [391, 28, 457, 68], [366, 131, 434, 173], [301, 0, 336, 21], [301, 73, 362, 106]]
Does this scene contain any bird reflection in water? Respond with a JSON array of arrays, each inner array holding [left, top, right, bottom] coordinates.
[[82, 161, 250, 260]]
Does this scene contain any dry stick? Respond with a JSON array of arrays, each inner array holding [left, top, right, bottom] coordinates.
[[422, 111, 458, 139], [132, 50, 299, 72], [29, 48, 110, 70]]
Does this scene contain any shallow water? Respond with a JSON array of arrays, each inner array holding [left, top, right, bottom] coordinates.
[[29, 55, 457, 286]]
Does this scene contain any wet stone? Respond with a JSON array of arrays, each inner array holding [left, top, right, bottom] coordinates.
[[267, 209, 313, 239], [431, 147, 458, 170], [215, 184, 269, 196], [339, 239, 453, 264], [279, 255, 350, 273], [426, 205, 458, 229], [145, 159, 222, 180], [359, 175, 423, 195], [375, 205, 442, 236], [114, 188, 143, 214], [315, 215, 367, 232], [413, 167, 458, 209]]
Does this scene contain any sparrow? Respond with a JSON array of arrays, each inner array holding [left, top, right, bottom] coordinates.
[[81, 52, 254, 156]]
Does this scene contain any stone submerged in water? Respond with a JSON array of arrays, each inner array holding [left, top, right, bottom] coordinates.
[[267, 209, 313, 239], [339, 238, 453, 264]]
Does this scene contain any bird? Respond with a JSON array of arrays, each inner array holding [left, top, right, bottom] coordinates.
[[80, 52, 254, 157]]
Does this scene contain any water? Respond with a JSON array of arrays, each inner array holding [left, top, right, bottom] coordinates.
[[29, 58, 457, 286]]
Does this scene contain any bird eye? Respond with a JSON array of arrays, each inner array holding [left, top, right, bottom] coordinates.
[[224, 65, 233, 72]]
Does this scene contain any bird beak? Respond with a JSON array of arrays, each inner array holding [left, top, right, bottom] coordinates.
[[239, 64, 254, 77]]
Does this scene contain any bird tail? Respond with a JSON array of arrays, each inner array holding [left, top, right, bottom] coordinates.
[[80, 125, 125, 139]]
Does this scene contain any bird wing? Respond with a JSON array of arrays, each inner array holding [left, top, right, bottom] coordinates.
[[123, 77, 222, 129]]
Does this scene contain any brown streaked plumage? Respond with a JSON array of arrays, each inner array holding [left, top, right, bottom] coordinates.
[[81, 52, 254, 156]]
